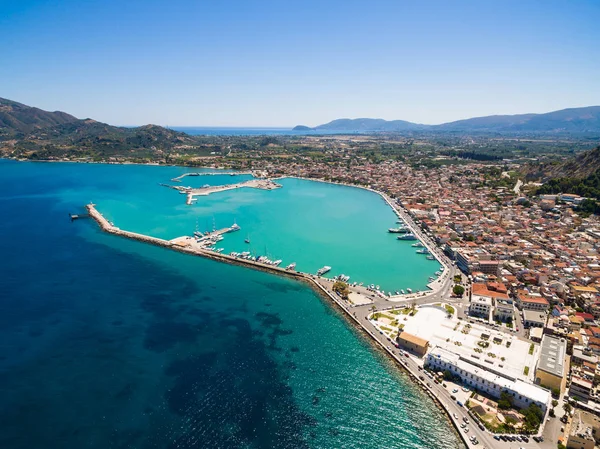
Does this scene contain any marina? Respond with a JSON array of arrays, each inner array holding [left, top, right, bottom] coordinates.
[[83, 188, 465, 447]]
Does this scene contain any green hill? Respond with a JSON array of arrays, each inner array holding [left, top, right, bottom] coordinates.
[[0, 98, 78, 134], [0, 98, 200, 161]]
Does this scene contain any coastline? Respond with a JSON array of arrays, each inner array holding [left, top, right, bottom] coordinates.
[[84, 201, 468, 448]]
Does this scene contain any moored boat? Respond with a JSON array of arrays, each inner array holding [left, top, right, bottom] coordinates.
[[317, 266, 331, 276], [397, 233, 417, 240]]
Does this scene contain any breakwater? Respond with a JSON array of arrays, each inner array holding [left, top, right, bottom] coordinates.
[[85, 202, 468, 448]]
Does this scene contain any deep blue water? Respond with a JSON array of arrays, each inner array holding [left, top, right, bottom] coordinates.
[[0, 160, 462, 449]]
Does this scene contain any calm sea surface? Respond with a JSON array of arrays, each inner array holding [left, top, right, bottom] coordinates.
[[0, 160, 462, 449]]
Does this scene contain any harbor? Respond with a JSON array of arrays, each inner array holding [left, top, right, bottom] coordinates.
[[84, 200, 473, 447]]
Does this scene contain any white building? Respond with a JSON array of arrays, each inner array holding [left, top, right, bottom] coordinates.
[[495, 298, 514, 322], [470, 295, 493, 319], [426, 346, 551, 412]]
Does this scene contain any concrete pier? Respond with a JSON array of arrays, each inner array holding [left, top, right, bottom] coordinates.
[[170, 171, 252, 182], [163, 178, 282, 203]]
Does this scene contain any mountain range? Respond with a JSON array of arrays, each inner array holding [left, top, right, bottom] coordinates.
[[295, 106, 600, 133]]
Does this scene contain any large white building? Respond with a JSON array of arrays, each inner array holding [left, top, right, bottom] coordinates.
[[426, 346, 551, 412]]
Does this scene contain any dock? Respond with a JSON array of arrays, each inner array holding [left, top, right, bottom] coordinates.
[[162, 178, 282, 204], [170, 171, 252, 182]]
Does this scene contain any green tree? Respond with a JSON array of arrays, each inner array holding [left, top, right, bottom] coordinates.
[[332, 281, 350, 299], [498, 391, 512, 410], [453, 285, 465, 296]]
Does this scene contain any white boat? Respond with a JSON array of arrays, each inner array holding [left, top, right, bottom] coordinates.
[[400, 289, 405, 294], [427, 255, 435, 260], [317, 266, 331, 276], [272, 259, 282, 267], [286, 262, 296, 271], [416, 248, 430, 254], [407, 288, 412, 293], [388, 227, 408, 233], [398, 233, 417, 240], [229, 222, 241, 232], [412, 242, 424, 247]]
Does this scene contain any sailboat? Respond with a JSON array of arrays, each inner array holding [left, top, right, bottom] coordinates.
[[245, 234, 250, 244]]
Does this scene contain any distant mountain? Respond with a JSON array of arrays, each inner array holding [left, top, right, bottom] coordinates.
[[300, 106, 600, 134], [314, 118, 425, 132], [0, 97, 78, 133]]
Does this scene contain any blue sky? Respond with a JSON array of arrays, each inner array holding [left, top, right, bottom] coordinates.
[[1, 0, 599, 126]]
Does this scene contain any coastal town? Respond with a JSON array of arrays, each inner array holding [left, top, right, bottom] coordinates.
[[141, 142, 600, 449]]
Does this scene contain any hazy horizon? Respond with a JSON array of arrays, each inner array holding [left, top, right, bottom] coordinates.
[[2, 0, 599, 127]]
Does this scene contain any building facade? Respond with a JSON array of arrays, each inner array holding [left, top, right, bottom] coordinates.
[[535, 335, 567, 393], [426, 346, 550, 412]]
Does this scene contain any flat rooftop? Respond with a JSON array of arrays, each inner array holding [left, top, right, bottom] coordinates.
[[397, 305, 539, 381], [538, 335, 567, 378]]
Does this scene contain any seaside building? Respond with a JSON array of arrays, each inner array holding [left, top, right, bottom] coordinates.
[[426, 346, 551, 412], [534, 335, 567, 393], [397, 332, 429, 356]]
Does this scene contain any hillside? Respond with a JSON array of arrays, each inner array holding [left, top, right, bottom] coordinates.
[[524, 146, 600, 181], [0, 98, 201, 161], [0, 98, 78, 134], [299, 106, 600, 134]]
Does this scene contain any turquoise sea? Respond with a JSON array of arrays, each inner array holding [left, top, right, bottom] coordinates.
[[0, 159, 462, 449]]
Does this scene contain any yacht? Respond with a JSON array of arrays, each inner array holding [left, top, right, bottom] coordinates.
[[427, 255, 435, 260], [388, 227, 409, 233], [272, 260, 282, 267], [397, 233, 417, 240], [411, 242, 424, 247], [229, 222, 241, 232], [286, 262, 297, 271], [317, 266, 332, 276], [406, 288, 412, 293], [335, 274, 350, 282], [416, 248, 430, 254]]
